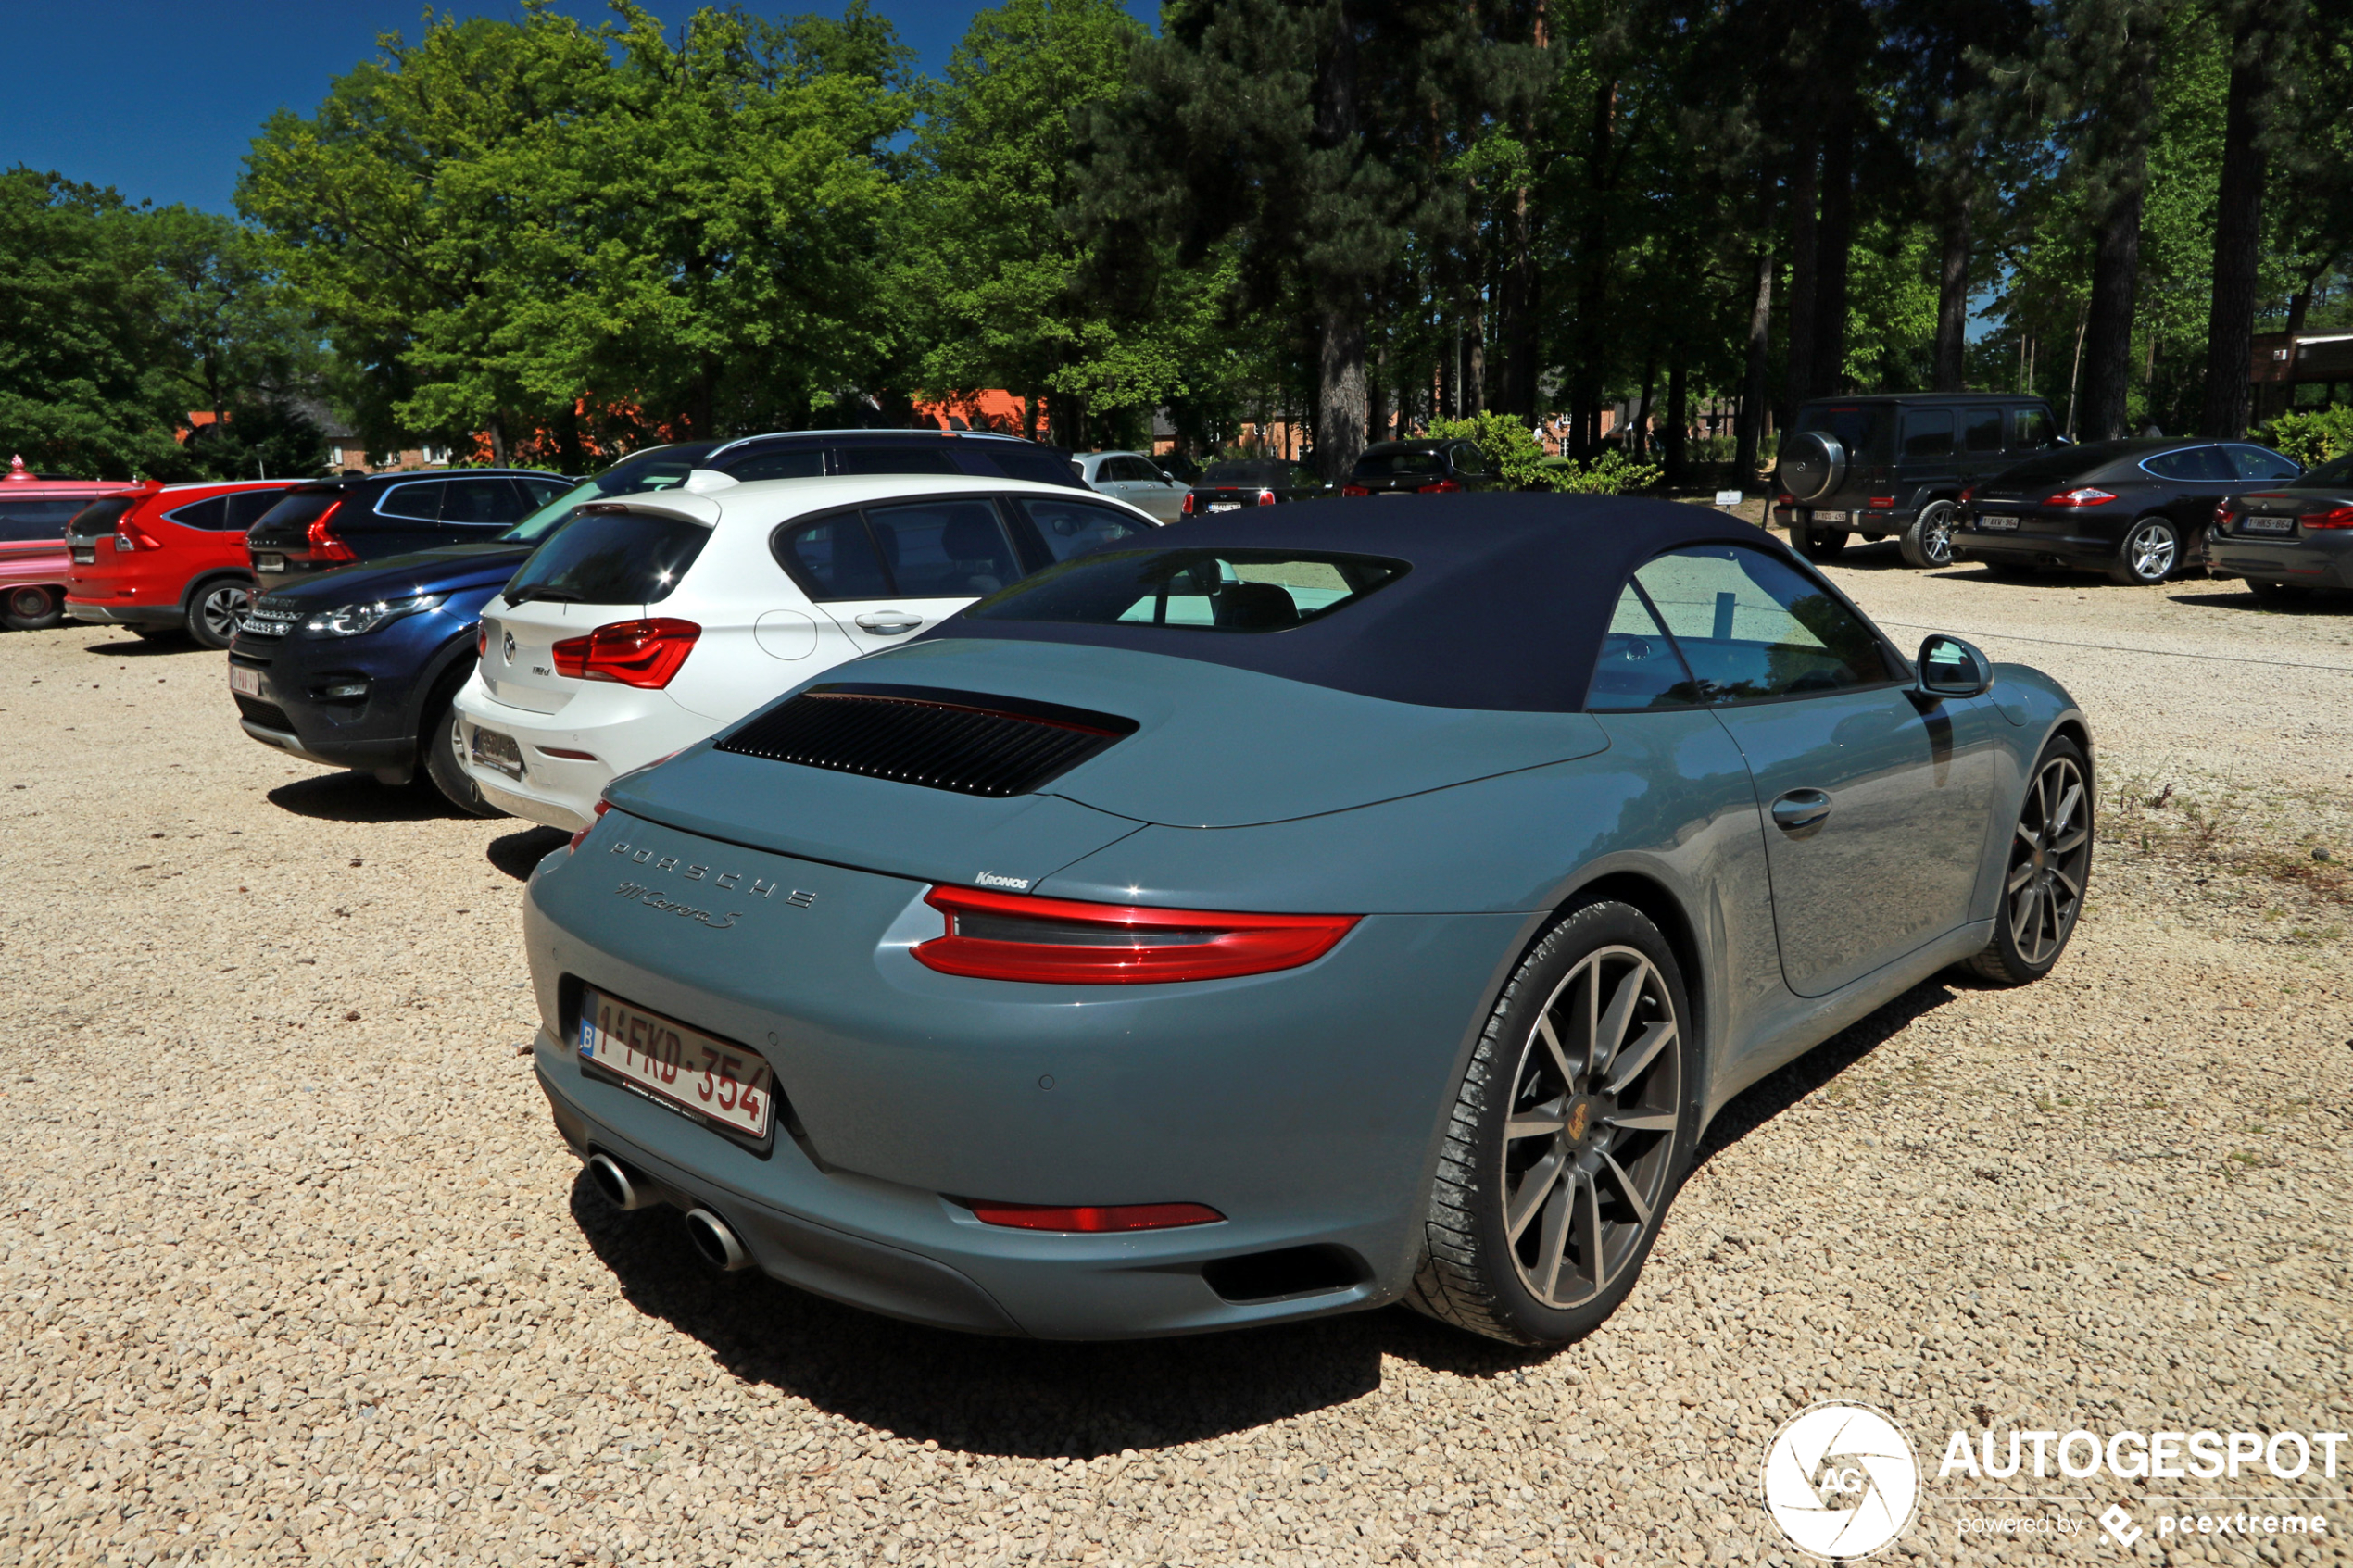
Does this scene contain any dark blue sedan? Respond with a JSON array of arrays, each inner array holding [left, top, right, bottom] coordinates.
[[520, 495, 2093, 1344]]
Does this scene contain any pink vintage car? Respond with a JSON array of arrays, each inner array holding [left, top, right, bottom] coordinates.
[[1, 457, 142, 630]]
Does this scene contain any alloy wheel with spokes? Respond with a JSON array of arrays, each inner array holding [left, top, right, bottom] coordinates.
[[1500, 945, 1681, 1310], [190, 582, 253, 649], [1963, 736, 2094, 985], [2114, 518, 2179, 584], [1408, 900, 1693, 1346]]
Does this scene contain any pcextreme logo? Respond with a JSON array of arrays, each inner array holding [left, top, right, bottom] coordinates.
[[1762, 1402, 1921, 1560]]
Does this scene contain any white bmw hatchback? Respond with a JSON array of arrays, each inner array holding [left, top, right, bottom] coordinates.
[[452, 472, 1159, 829]]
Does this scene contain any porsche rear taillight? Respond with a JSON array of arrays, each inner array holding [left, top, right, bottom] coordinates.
[[912, 884, 1359, 985], [2045, 486, 2116, 508], [1416, 479, 1463, 495], [566, 798, 610, 853], [305, 501, 356, 561], [965, 1200, 1225, 1232], [550, 618, 701, 688]]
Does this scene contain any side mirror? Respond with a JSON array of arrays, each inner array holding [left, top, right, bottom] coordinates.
[[1915, 633, 1993, 699], [1160, 470, 1176, 483]]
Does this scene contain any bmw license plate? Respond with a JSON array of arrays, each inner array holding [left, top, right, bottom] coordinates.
[[469, 724, 525, 780], [1976, 514, 2020, 531], [229, 665, 262, 697], [579, 988, 774, 1140], [1811, 509, 1851, 523], [2239, 516, 2294, 533]]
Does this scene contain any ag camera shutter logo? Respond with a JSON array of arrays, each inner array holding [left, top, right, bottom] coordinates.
[[1762, 1401, 1920, 1560]]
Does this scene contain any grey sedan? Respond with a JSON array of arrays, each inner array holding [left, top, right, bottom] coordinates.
[[2211, 449, 2353, 604], [1075, 450, 1189, 523]]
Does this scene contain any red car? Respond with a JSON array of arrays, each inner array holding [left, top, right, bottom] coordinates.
[[65, 478, 297, 648], [0, 457, 141, 632]]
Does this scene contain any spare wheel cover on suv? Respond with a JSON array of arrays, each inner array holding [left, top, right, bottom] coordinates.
[[1780, 432, 1846, 503]]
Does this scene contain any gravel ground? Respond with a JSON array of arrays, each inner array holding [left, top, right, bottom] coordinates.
[[3, 551, 2347, 1568]]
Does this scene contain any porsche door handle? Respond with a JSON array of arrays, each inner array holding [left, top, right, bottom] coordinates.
[[1771, 789, 1832, 835], [854, 612, 924, 635]]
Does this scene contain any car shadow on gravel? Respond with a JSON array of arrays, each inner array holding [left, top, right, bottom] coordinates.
[[267, 771, 473, 823], [568, 1180, 1551, 1458], [1688, 976, 1961, 1175], [80, 633, 198, 656], [489, 826, 570, 880], [2171, 588, 2347, 615]]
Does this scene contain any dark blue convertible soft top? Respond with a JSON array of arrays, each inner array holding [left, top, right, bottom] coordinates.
[[925, 491, 1782, 712]]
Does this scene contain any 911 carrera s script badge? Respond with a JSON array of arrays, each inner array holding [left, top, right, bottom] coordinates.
[[614, 882, 743, 929]]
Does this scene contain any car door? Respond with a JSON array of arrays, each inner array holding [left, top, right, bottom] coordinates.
[[1003, 494, 1157, 571], [439, 475, 531, 538], [2142, 445, 2238, 534], [1960, 406, 2006, 484], [1631, 542, 1995, 997], [777, 498, 1026, 657], [1121, 457, 1188, 521], [369, 480, 447, 557]]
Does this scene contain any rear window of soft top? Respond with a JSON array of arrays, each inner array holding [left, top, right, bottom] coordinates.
[[970, 547, 1407, 633]]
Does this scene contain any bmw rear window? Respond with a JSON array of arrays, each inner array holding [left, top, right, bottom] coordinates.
[[504, 510, 710, 606], [970, 548, 1407, 633], [1353, 446, 1446, 477]]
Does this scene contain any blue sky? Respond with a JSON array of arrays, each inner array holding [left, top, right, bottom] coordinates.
[[2, 0, 1153, 215]]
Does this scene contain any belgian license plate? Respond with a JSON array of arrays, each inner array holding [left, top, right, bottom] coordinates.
[[469, 725, 525, 780], [1977, 514, 2020, 531], [254, 553, 285, 571], [579, 988, 774, 1140], [1812, 509, 1851, 523], [229, 665, 262, 697], [2240, 515, 2294, 533], [70, 547, 94, 565], [1208, 501, 1241, 512]]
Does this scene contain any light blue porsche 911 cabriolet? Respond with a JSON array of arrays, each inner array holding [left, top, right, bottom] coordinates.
[[520, 492, 2092, 1347]]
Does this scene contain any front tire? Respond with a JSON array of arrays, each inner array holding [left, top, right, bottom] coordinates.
[[1899, 500, 1958, 569], [2, 584, 64, 631], [1960, 736, 2093, 986], [184, 577, 253, 650], [2109, 516, 2181, 585], [422, 678, 506, 818], [1406, 901, 1695, 1347]]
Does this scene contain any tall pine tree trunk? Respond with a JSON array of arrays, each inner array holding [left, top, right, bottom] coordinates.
[[1571, 81, 1617, 454], [1933, 183, 1972, 392], [1665, 343, 1688, 487], [2080, 157, 2149, 440], [1367, 341, 1390, 444], [1783, 131, 1819, 423], [2200, 24, 2271, 438], [1811, 100, 1856, 398], [1319, 309, 1368, 477], [1738, 241, 1774, 485]]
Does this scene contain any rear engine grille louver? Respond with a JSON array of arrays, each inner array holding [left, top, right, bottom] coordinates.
[[715, 683, 1138, 798]]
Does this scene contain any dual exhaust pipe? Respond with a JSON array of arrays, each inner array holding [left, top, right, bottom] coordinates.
[[585, 1151, 750, 1272]]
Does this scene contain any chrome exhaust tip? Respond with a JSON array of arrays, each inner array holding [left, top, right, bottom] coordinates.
[[586, 1152, 656, 1211], [683, 1208, 750, 1272]]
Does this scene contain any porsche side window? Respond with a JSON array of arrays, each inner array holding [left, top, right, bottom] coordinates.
[[1585, 584, 1706, 710], [1633, 546, 1897, 701]]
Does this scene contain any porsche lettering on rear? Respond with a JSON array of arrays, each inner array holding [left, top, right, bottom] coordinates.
[[606, 839, 814, 906]]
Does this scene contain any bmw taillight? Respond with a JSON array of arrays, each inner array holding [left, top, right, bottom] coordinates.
[[565, 798, 610, 853], [912, 884, 1359, 985], [2304, 505, 2353, 530], [2045, 487, 2116, 508], [550, 618, 701, 688], [1416, 479, 1464, 495], [114, 521, 163, 552], [1255, 488, 1276, 506], [965, 1200, 1225, 1232], [1341, 483, 1370, 496], [476, 622, 488, 658], [305, 501, 357, 561]]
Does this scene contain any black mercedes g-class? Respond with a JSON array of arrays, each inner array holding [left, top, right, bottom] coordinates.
[[1773, 393, 2064, 567]]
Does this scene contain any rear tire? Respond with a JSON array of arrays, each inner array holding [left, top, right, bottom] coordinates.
[[1405, 900, 1696, 1347], [2, 584, 64, 631], [2108, 516, 2181, 585], [2247, 579, 2311, 606], [422, 675, 506, 818], [1899, 501, 1958, 569], [183, 577, 253, 650], [1959, 736, 2093, 986]]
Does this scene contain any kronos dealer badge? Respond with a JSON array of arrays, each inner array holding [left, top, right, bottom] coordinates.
[[1762, 1402, 1921, 1560]]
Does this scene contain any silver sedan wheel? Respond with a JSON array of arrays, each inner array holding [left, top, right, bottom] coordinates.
[[198, 583, 251, 642], [1499, 945, 1681, 1311], [2124, 521, 2177, 583], [2005, 754, 2091, 966]]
